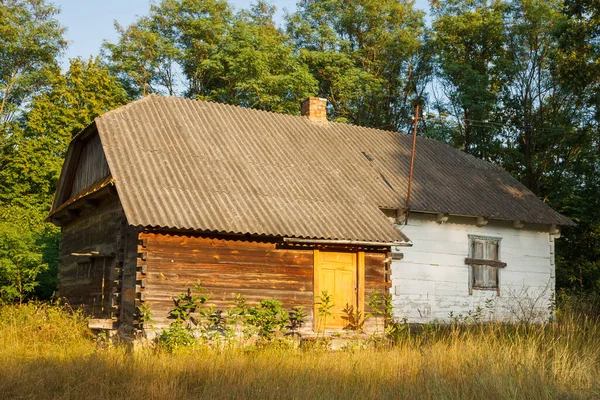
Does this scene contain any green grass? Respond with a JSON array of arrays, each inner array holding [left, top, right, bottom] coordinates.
[[0, 301, 599, 399]]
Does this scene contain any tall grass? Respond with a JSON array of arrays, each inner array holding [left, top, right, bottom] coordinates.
[[0, 298, 599, 399]]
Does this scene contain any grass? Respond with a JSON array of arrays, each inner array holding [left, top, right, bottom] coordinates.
[[0, 299, 599, 399]]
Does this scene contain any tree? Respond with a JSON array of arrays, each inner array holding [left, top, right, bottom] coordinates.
[[550, 0, 600, 291], [430, 0, 511, 158], [0, 205, 48, 304], [104, 0, 317, 114], [0, 58, 127, 301], [286, 0, 427, 130], [102, 17, 180, 97], [0, 0, 66, 128], [152, 0, 234, 99], [211, 1, 317, 113], [0, 57, 128, 210]]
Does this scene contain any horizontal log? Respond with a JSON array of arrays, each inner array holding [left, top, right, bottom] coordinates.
[[146, 253, 314, 268], [88, 319, 116, 330], [144, 263, 312, 278], [140, 233, 279, 250], [142, 286, 313, 303]]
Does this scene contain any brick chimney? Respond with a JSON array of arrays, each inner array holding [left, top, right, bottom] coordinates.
[[301, 97, 328, 122]]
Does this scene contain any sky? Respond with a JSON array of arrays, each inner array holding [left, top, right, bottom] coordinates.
[[54, 0, 300, 66], [53, 0, 429, 67]]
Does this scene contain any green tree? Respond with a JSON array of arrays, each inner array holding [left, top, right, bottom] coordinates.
[[102, 17, 180, 97], [0, 58, 127, 301], [0, 205, 48, 303], [0, 57, 128, 210], [496, 0, 561, 193], [211, 1, 317, 113], [104, 0, 317, 114], [550, 0, 600, 291], [286, 0, 427, 129], [430, 0, 511, 158], [0, 0, 66, 128], [151, 0, 233, 99]]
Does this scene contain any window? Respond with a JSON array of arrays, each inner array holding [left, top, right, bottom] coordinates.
[[466, 236, 506, 294]]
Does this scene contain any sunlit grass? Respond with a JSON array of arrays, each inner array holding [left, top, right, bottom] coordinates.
[[1, 301, 599, 399]]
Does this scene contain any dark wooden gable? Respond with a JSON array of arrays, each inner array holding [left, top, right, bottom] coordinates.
[[51, 122, 112, 214]]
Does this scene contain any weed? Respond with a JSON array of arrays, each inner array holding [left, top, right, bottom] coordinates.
[[316, 290, 334, 333], [244, 299, 288, 340], [286, 306, 307, 336]]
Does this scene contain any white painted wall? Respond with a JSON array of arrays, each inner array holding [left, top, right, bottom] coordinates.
[[391, 213, 557, 323]]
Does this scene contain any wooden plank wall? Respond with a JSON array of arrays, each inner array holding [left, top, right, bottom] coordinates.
[[69, 133, 110, 197], [137, 232, 389, 335], [58, 196, 124, 318]]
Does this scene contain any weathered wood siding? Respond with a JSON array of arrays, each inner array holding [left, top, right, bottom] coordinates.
[[391, 213, 555, 323], [138, 233, 314, 332], [137, 232, 389, 335], [58, 196, 124, 318], [70, 134, 110, 197], [118, 223, 140, 334]]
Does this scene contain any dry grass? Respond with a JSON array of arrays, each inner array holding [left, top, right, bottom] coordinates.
[[1, 301, 599, 399]]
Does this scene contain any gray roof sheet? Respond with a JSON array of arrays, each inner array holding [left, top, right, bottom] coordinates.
[[91, 95, 571, 242]]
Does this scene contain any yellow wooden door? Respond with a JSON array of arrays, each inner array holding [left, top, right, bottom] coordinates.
[[314, 250, 364, 331]]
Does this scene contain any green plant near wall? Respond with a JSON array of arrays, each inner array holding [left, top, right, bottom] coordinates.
[[367, 290, 383, 332], [316, 290, 334, 335], [244, 299, 289, 340], [367, 290, 409, 338], [157, 281, 209, 351], [286, 306, 307, 337], [137, 302, 154, 334], [200, 306, 236, 340]]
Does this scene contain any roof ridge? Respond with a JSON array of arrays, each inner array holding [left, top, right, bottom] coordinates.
[[96, 94, 158, 120]]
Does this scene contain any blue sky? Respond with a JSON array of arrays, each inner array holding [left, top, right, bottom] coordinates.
[[53, 0, 429, 67]]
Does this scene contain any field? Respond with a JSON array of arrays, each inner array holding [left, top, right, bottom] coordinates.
[[1, 299, 599, 400]]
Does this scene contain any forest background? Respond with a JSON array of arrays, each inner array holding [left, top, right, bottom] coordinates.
[[1, 0, 598, 304]]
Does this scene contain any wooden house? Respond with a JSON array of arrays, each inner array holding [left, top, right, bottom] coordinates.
[[48, 96, 573, 335]]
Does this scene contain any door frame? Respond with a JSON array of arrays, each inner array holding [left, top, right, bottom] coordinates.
[[313, 249, 365, 332]]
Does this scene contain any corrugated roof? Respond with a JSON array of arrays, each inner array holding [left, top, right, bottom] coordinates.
[[86, 95, 570, 242]]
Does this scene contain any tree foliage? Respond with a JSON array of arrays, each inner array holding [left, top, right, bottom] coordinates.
[[0, 0, 66, 129], [0, 56, 127, 302], [103, 0, 317, 113], [287, 0, 427, 129], [0, 57, 128, 210]]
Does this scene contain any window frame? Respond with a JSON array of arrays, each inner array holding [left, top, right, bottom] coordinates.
[[467, 235, 504, 295]]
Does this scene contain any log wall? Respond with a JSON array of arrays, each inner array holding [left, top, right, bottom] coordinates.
[[137, 232, 389, 335], [58, 196, 124, 318]]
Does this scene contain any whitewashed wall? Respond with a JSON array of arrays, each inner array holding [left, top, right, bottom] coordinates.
[[391, 213, 557, 323]]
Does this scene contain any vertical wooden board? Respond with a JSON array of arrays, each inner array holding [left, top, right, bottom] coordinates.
[[313, 249, 320, 332], [70, 134, 110, 197]]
